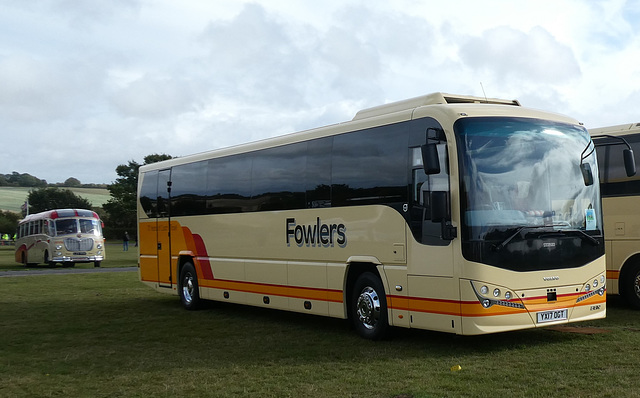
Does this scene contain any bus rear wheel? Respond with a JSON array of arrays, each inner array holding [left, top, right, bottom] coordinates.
[[350, 272, 389, 340], [179, 262, 201, 310], [623, 262, 640, 309]]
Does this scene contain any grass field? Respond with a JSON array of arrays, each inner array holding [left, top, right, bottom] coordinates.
[[1, 257, 640, 397], [0, 244, 136, 271], [0, 186, 110, 213]]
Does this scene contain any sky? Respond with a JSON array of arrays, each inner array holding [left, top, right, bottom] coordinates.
[[1, 0, 640, 184]]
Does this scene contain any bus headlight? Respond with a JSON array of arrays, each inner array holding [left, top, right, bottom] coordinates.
[[577, 273, 607, 304], [56, 252, 62, 256], [97, 243, 102, 249], [470, 281, 525, 310], [56, 245, 62, 250]]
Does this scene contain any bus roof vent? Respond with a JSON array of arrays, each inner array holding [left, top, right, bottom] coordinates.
[[352, 92, 521, 121]]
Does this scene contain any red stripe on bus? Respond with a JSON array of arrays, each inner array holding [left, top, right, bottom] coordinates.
[[191, 233, 214, 280]]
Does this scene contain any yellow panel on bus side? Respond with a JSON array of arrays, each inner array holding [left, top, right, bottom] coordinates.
[[602, 195, 640, 294], [156, 219, 172, 286], [327, 262, 347, 318], [407, 275, 461, 333], [245, 259, 288, 285], [383, 264, 410, 328], [612, 240, 640, 288], [209, 258, 245, 281], [288, 260, 329, 315], [139, 220, 159, 283]]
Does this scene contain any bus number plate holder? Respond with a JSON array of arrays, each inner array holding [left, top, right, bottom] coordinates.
[[536, 308, 568, 323]]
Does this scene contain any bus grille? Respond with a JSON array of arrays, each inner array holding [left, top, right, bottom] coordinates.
[[64, 238, 94, 252]]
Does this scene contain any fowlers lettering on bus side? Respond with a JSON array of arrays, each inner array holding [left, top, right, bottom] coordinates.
[[286, 217, 346, 247]]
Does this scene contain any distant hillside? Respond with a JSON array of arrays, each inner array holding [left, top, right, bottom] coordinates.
[[0, 187, 111, 213], [0, 172, 107, 189]]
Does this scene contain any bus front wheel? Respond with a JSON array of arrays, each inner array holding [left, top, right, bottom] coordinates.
[[44, 251, 55, 267], [623, 262, 640, 309], [179, 262, 201, 310], [350, 272, 389, 340]]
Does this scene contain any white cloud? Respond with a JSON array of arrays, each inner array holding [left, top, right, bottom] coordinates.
[[0, 54, 103, 121], [109, 74, 203, 118], [460, 26, 581, 84]]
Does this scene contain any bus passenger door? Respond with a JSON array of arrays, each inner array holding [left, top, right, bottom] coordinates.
[[156, 169, 173, 288], [407, 128, 459, 333]]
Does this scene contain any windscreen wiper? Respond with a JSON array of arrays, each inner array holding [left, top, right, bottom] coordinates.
[[556, 228, 600, 246]]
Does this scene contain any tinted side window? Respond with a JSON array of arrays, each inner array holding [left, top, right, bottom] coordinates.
[[207, 154, 252, 214], [332, 123, 409, 207], [171, 161, 208, 216], [157, 170, 171, 217], [251, 143, 306, 211], [596, 133, 640, 196], [140, 171, 158, 218], [306, 137, 333, 208]]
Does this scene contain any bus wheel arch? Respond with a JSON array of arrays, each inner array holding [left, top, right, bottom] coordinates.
[[345, 262, 390, 340], [620, 254, 640, 309]]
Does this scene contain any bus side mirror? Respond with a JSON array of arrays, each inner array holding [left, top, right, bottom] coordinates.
[[624, 148, 636, 177], [580, 163, 594, 186], [421, 143, 440, 175]]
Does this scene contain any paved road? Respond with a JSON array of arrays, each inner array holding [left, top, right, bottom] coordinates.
[[0, 266, 138, 277]]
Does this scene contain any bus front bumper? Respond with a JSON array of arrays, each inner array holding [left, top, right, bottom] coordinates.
[[52, 255, 105, 263]]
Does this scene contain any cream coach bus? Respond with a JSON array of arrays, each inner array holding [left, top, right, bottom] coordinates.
[[137, 92, 625, 339], [590, 123, 640, 308], [15, 208, 106, 267]]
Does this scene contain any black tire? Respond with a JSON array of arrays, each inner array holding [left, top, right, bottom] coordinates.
[[94, 261, 101, 268], [623, 262, 640, 309], [179, 262, 201, 310], [44, 251, 55, 267], [350, 272, 389, 340]]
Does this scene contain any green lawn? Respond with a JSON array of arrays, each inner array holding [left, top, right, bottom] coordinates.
[[0, 267, 639, 397]]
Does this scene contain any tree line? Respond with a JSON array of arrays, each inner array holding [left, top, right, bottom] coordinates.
[[0, 172, 107, 188], [0, 154, 172, 240]]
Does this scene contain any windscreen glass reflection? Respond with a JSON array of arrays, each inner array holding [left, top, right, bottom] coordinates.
[[455, 117, 602, 271]]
